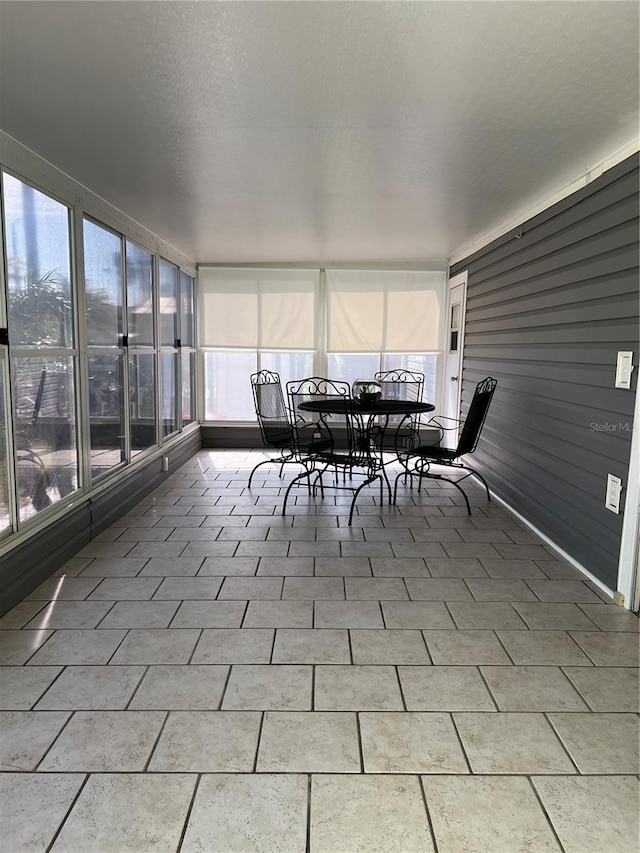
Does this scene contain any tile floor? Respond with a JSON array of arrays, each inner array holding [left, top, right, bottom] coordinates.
[[1, 449, 639, 852]]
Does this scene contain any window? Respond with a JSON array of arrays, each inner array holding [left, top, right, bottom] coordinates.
[[159, 259, 179, 436], [180, 272, 196, 426], [83, 218, 126, 479], [0, 358, 11, 535], [126, 241, 157, 455], [0, 165, 197, 545], [3, 173, 79, 520], [200, 268, 318, 420], [199, 267, 445, 420]]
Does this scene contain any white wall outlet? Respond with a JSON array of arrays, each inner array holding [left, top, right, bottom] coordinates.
[[605, 474, 622, 513], [161, 456, 169, 472], [615, 351, 634, 389]]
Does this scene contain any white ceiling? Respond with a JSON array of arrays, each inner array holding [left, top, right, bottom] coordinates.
[[0, 1, 638, 264]]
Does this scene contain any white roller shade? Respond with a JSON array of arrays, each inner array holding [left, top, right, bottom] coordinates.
[[327, 269, 445, 352], [199, 268, 318, 348]]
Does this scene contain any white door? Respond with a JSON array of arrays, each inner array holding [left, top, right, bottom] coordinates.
[[442, 272, 467, 448]]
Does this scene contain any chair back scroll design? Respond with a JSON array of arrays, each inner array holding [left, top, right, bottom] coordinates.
[[286, 376, 352, 452], [374, 369, 425, 448], [374, 369, 424, 404]]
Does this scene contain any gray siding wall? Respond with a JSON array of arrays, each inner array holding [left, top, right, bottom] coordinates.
[[450, 154, 639, 590]]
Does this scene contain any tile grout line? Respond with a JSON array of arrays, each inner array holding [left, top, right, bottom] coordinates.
[[449, 713, 474, 775], [526, 775, 568, 853], [559, 666, 597, 712], [124, 664, 150, 710], [34, 709, 75, 772], [44, 773, 90, 853], [105, 628, 132, 665], [419, 630, 432, 663], [543, 712, 582, 774], [251, 711, 266, 773], [143, 710, 170, 772], [394, 665, 409, 712], [269, 627, 277, 664], [238, 599, 251, 628], [305, 774, 313, 853], [29, 664, 68, 710], [418, 775, 441, 853], [217, 665, 233, 711], [492, 629, 518, 666], [186, 629, 203, 665], [175, 773, 202, 853], [355, 711, 366, 773], [475, 665, 500, 712]]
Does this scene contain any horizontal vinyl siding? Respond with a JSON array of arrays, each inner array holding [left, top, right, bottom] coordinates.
[[451, 154, 639, 590]]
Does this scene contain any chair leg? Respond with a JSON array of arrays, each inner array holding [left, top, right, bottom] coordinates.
[[469, 468, 492, 502], [393, 469, 418, 504], [248, 457, 277, 488], [424, 471, 472, 515], [393, 471, 402, 504], [282, 469, 315, 516], [347, 473, 379, 525], [394, 466, 472, 515], [442, 462, 492, 505], [446, 476, 472, 515]]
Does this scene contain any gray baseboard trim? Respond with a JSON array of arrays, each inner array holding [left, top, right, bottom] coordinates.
[[0, 429, 203, 616], [202, 425, 263, 448]]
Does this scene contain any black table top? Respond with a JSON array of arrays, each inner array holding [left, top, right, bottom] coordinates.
[[297, 399, 435, 416]]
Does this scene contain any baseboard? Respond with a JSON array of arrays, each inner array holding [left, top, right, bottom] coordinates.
[[202, 424, 263, 448], [475, 476, 615, 600]]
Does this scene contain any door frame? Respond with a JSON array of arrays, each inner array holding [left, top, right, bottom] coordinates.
[[442, 270, 468, 428], [617, 374, 640, 611]]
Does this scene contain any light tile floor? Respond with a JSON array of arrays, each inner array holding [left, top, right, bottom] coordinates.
[[1, 449, 639, 852]]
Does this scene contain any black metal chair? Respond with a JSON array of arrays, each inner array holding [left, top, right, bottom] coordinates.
[[248, 370, 296, 487], [375, 369, 424, 403], [393, 376, 497, 514], [248, 370, 332, 488], [286, 376, 349, 445], [16, 448, 52, 511], [374, 369, 424, 450], [283, 376, 384, 524]]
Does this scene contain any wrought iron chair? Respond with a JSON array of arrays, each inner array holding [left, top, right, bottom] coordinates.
[[283, 376, 384, 524], [248, 370, 331, 488], [373, 369, 424, 450], [16, 448, 52, 511], [393, 376, 497, 514]]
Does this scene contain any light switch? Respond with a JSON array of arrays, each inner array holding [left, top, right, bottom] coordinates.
[[605, 474, 622, 514], [615, 351, 634, 389]]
